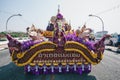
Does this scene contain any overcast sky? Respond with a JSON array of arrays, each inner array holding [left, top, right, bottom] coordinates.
[[0, 0, 120, 34]]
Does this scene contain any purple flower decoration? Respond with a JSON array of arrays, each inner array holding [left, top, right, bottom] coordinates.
[[57, 13, 63, 19]]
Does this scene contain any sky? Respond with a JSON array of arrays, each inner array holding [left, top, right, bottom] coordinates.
[[0, 0, 120, 34]]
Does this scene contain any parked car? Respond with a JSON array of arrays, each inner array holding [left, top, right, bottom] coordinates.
[[115, 35, 120, 47], [105, 34, 119, 46]]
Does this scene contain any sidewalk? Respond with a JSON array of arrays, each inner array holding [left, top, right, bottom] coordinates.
[[0, 44, 8, 51], [0, 40, 8, 51], [105, 46, 118, 52]]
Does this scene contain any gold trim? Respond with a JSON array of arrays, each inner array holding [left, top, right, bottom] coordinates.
[[43, 31, 54, 37], [29, 63, 35, 66], [61, 63, 67, 65], [17, 53, 24, 58], [16, 49, 55, 66], [65, 49, 99, 65], [11, 41, 57, 59], [16, 48, 101, 66], [11, 41, 103, 66], [77, 63, 82, 65], [65, 41, 88, 50], [65, 41, 99, 59]]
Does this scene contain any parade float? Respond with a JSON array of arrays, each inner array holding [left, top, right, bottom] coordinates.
[[6, 7, 110, 75]]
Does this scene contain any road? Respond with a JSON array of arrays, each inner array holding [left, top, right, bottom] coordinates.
[[0, 49, 120, 80]]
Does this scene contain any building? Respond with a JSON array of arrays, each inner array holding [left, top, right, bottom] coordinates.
[[95, 31, 108, 40]]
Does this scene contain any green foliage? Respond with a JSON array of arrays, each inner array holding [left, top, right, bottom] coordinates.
[[0, 31, 27, 38]]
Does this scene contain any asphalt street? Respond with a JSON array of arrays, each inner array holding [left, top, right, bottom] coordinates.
[[0, 49, 120, 80]]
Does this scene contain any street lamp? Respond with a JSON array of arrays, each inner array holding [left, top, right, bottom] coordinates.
[[89, 14, 104, 36], [6, 14, 22, 32]]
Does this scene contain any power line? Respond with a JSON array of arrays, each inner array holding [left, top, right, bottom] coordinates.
[[96, 4, 120, 15]]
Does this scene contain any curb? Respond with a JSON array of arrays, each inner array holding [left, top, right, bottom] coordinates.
[[0, 44, 8, 51], [0, 47, 8, 51], [105, 46, 117, 51], [105, 46, 120, 53]]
